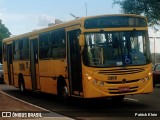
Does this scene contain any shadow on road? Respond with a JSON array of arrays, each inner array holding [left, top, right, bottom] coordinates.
[[0, 84, 152, 118]]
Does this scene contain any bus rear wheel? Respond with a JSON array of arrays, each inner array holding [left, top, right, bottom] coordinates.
[[19, 75, 25, 93], [20, 81, 25, 92]]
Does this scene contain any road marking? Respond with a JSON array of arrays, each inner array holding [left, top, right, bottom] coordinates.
[[124, 97, 139, 102], [0, 90, 51, 112]]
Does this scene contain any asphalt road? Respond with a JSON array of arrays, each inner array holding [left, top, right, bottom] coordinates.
[[0, 83, 160, 120]]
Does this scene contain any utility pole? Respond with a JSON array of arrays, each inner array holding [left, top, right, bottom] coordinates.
[[85, 3, 87, 16]]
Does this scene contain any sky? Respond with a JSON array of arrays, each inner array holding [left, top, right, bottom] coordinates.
[[0, 0, 121, 35], [0, 0, 159, 53]]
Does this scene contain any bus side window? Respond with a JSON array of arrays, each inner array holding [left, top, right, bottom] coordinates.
[[39, 32, 51, 59], [3, 43, 7, 61], [13, 40, 21, 60], [51, 29, 66, 59], [21, 38, 29, 60]]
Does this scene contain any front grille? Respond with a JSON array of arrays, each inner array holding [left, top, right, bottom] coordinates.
[[108, 86, 138, 90], [106, 79, 140, 84], [98, 68, 145, 75]]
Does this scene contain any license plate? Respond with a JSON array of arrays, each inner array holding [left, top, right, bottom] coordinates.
[[119, 87, 129, 92]]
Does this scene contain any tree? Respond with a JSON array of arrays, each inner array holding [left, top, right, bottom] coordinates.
[[0, 19, 11, 63], [113, 0, 160, 25]]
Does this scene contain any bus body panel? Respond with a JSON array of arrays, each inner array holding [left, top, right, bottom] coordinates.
[[2, 14, 153, 99], [13, 75, 19, 87], [82, 64, 153, 98], [39, 77, 57, 94], [3, 61, 9, 84], [38, 59, 67, 94]]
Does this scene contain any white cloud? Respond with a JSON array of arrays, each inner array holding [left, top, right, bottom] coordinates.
[[1, 13, 56, 35], [37, 14, 55, 27]]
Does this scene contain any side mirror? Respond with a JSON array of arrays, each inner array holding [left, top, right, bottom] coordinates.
[[79, 34, 85, 54]]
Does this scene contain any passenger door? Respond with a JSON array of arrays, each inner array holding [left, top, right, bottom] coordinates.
[[30, 38, 40, 90], [6, 44, 13, 85], [67, 29, 83, 96]]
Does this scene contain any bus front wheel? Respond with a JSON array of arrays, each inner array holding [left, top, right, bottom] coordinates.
[[61, 85, 68, 99], [57, 76, 69, 102]]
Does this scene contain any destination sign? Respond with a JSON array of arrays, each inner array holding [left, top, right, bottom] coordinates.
[[84, 16, 147, 29]]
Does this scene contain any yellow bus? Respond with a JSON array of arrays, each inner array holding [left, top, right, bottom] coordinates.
[[2, 14, 153, 101]]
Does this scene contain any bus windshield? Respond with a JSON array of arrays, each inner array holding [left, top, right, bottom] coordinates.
[[83, 30, 151, 67]]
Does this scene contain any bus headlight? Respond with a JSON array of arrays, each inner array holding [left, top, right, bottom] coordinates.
[[86, 74, 92, 80], [140, 72, 152, 82], [148, 72, 152, 76], [140, 78, 145, 82], [94, 80, 98, 85], [85, 74, 105, 86], [145, 76, 149, 80], [99, 81, 104, 86], [145, 72, 152, 80], [87, 76, 92, 80]]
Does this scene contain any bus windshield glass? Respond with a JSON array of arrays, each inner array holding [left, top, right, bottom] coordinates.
[[83, 30, 151, 67]]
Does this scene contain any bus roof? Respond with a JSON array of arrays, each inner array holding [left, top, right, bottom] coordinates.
[[3, 14, 146, 42]]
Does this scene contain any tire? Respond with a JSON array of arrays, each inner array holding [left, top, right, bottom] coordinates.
[[61, 85, 69, 98], [57, 76, 69, 103], [0, 78, 4, 84], [58, 85, 69, 103], [19, 80, 25, 93]]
